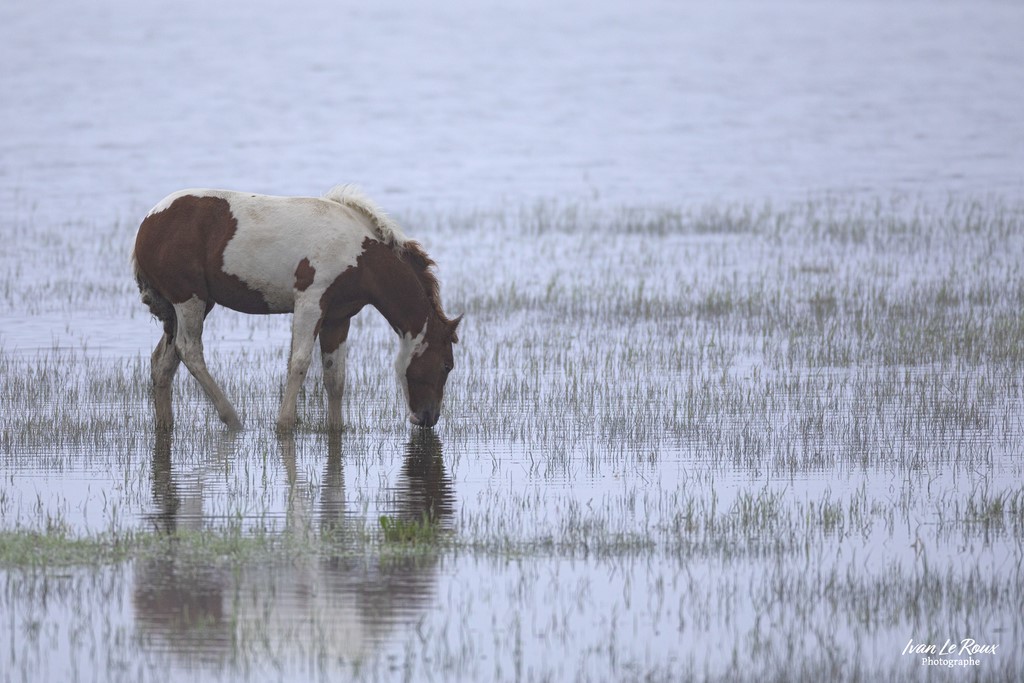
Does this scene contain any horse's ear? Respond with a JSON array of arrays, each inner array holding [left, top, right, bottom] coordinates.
[[449, 314, 463, 343]]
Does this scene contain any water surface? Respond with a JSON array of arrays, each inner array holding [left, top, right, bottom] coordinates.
[[1, 1, 1023, 681]]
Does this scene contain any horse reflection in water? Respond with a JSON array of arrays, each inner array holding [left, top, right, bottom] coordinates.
[[133, 430, 453, 666]]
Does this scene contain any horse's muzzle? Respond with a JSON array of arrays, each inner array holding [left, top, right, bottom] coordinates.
[[409, 409, 439, 428]]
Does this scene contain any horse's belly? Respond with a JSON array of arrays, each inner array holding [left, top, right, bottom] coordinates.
[[208, 273, 294, 315]]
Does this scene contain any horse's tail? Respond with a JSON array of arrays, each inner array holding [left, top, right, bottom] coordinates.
[[323, 184, 408, 248], [132, 249, 176, 338]]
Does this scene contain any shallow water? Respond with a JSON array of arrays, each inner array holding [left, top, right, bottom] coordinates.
[[4, 199, 1024, 681], [2, 0, 1024, 681], [2, 0, 1023, 227]]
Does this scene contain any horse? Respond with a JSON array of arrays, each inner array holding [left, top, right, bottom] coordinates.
[[131, 185, 460, 432]]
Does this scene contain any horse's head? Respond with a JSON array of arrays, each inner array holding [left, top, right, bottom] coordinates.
[[396, 317, 461, 428]]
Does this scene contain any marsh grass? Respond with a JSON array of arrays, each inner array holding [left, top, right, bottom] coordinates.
[[1, 197, 1023, 681], [378, 514, 442, 545], [0, 527, 268, 570]]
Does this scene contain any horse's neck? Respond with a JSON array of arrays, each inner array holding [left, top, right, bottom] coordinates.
[[364, 244, 432, 338]]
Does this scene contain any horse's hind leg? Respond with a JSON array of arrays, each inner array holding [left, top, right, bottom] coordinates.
[[319, 317, 350, 432], [173, 296, 243, 430], [151, 332, 181, 431]]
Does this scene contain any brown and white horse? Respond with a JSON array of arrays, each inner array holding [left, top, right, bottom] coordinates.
[[132, 185, 460, 432]]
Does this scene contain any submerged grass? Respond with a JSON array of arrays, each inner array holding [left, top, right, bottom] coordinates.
[[0, 529, 138, 568], [1, 197, 1023, 681], [4, 478, 1021, 568]]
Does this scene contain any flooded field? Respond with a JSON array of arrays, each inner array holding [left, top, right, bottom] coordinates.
[[1, 198, 1022, 681], [3, 0, 1024, 679]]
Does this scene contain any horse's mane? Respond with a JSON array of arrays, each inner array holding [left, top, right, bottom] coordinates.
[[400, 240, 457, 330], [324, 184, 455, 331], [323, 184, 406, 246]]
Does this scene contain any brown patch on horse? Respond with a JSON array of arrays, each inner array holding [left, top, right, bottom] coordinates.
[[318, 317, 351, 355], [316, 237, 459, 351], [317, 239, 386, 332], [294, 258, 316, 292], [133, 195, 271, 314]]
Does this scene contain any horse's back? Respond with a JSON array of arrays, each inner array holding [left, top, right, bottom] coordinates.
[[134, 189, 379, 314]]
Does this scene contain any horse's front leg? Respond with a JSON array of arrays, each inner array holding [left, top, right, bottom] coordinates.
[[319, 317, 351, 432], [277, 303, 321, 432]]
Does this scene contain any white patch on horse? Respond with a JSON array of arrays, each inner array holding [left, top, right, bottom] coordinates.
[[395, 322, 429, 406], [216, 191, 376, 313]]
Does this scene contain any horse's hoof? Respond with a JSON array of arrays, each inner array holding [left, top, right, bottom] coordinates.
[[222, 414, 244, 431]]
